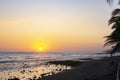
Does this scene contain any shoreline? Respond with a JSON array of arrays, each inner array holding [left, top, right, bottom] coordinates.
[[38, 56, 120, 80], [7, 56, 120, 80]]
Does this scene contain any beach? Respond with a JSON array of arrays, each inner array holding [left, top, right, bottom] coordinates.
[[39, 56, 120, 80], [0, 52, 119, 80]]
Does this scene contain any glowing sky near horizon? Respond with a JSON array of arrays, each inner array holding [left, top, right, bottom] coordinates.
[[0, 0, 118, 52]]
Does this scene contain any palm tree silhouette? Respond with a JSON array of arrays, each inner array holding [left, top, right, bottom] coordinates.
[[105, 0, 120, 57]]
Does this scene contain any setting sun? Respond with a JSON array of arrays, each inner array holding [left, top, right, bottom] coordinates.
[[32, 42, 50, 52], [39, 47, 43, 51]]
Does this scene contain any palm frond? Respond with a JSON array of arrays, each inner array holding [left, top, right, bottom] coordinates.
[[106, 0, 120, 5], [104, 33, 120, 47], [112, 9, 120, 17], [119, 0, 120, 4], [109, 16, 120, 25], [104, 41, 117, 47], [106, 0, 113, 5], [109, 17, 117, 25], [111, 24, 118, 29]]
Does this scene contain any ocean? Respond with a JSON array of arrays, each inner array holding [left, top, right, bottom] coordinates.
[[0, 52, 109, 80], [0, 52, 109, 71]]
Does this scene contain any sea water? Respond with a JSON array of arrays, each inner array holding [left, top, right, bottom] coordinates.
[[0, 52, 109, 80]]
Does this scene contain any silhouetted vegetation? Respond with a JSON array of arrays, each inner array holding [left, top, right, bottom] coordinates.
[[105, 0, 120, 57]]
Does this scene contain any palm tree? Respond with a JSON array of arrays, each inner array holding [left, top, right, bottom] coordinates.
[[105, 9, 120, 45], [104, 0, 120, 57]]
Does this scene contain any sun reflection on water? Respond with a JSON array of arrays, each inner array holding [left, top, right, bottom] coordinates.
[[0, 64, 71, 80]]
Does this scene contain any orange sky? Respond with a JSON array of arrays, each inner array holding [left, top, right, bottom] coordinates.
[[0, 0, 116, 52]]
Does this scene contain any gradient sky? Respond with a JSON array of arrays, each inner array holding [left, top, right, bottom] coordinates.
[[0, 0, 118, 52]]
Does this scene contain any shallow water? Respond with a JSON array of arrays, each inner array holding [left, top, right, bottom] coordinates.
[[0, 64, 71, 80]]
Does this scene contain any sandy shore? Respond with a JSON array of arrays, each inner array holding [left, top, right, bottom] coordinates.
[[39, 56, 120, 80]]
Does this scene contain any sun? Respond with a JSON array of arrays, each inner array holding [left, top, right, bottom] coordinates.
[[33, 42, 49, 52], [39, 47, 43, 51]]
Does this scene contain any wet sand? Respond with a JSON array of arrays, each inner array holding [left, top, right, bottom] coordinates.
[[39, 56, 120, 80]]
